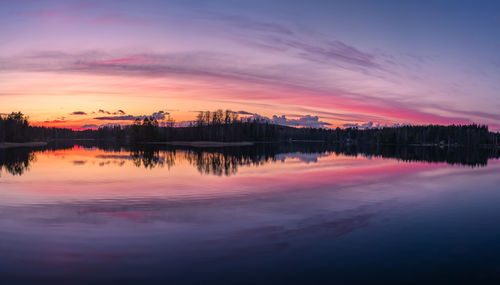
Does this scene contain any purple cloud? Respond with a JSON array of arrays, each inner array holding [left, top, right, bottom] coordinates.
[[273, 38, 379, 68], [97, 109, 126, 115], [237, 110, 254, 115], [94, 110, 168, 121], [210, 13, 379, 69], [81, 124, 98, 129], [342, 121, 409, 129], [244, 113, 331, 128], [207, 13, 294, 36], [70, 111, 87, 115], [271, 114, 332, 128], [94, 115, 137, 121]]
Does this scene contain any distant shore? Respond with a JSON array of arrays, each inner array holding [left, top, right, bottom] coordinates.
[[0, 142, 48, 149], [148, 141, 254, 147]]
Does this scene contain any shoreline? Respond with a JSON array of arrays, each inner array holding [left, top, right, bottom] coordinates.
[[0, 142, 48, 149], [148, 141, 254, 147]]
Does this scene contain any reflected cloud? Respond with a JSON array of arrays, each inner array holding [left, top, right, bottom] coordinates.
[[276, 152, 330, 163]]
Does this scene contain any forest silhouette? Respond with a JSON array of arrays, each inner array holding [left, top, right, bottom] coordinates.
[[1, 111, 499, 147], [1, 110, 499, 176]]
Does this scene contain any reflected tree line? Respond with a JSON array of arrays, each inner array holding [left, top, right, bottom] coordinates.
[[0, 148, 36, 176], [130, 144, 278, 176], [0, 143, 77, 176], [1, 142, 499, 177], [131, 149, 176, 169], [334, 144, 500, 167]]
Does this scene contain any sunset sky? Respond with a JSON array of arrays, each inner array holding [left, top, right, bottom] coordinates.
[[1, 0, 499, 130]]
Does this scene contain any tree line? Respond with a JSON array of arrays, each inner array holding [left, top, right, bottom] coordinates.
[[1, 111, 499, 147]]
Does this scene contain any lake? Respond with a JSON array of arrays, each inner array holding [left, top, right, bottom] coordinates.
[[1, 143, 500, 284]]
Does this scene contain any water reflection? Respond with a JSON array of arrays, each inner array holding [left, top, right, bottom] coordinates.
[[341, 144, 500, 167], [1, 142, 499, 177], [1, 142, 500, 284], [0, 148, 36, 176], [131, 149, 176, 169]]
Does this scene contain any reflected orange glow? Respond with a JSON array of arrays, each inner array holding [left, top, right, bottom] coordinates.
[[1, 146, 457, 203]]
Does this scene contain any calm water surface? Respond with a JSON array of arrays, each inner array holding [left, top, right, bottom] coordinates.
[[1, 144, 499, 284]]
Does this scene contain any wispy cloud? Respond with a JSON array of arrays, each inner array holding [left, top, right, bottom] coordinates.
[[86, 55, 150, 65], [206, 13, 295, 36], [208, 13, 380, 69], [273, 38, 379, 68], [1, 49, 497, 127]]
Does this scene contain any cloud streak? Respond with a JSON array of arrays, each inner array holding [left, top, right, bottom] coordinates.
[[206, 12, 295, 36], [2, 48, 494, 127], [209, 13, 380, 69]]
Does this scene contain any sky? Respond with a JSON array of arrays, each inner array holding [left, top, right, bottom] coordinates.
[[1, 0, 499, 130]]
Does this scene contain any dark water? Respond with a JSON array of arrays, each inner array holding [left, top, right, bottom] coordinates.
[[1, 143, 499, 284]]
